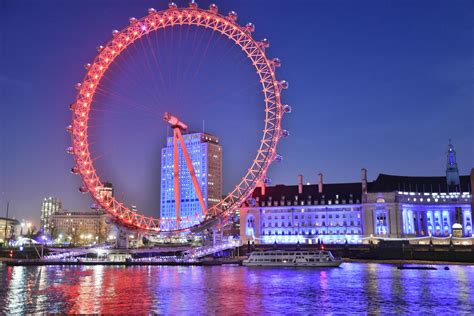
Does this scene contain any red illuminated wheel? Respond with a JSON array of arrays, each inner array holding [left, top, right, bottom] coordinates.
[[67, 2, 290, 233]]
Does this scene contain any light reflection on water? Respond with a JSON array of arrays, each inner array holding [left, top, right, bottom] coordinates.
[[1, 263, 473, 314]]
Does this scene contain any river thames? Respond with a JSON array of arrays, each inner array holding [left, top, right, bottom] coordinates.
[[1, 263, 473, 314]]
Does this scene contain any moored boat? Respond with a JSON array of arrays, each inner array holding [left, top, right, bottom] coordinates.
[[243, 250, 342, 267], [396, 265, 437, 270]]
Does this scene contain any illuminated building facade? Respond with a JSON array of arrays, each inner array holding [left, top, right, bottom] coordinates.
[[91, 182, 114, 211], [362, 174, 472, 238], [40, 197, 62, 235], [50, 210, 111, 245], [160, 132, 222, 229], [363, 143, 471, 238], [241, 143, 473, 244], [240, 174, 365, 244], [98, 182, 114, 199], [0, 217, 19, 245]]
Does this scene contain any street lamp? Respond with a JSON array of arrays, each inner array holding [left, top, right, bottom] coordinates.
[[57, 234, 63, 245]]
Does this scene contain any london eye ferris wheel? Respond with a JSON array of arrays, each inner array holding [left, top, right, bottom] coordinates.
[[66, 2, 291, 234]]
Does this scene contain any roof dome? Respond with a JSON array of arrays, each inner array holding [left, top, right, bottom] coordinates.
[[452, 223, 462, 229]]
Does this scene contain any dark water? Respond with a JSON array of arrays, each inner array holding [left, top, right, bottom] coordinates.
[[0, 263, 473, 314]]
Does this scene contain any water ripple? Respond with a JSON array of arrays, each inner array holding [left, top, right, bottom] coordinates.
[[0, 263, 473, 314]]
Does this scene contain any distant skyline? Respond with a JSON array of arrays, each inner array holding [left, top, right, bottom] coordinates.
[[1, 0, 473, 224]]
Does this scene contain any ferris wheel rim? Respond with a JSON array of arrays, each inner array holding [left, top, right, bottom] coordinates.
[[69, 4, 287, 233]]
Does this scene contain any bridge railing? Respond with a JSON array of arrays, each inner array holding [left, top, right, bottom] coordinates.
[[43, 244, 114, 260], [185, 239, 242, 259]]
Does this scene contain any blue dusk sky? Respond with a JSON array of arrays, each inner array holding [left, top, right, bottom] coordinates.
[[1, 0, 473, 224]]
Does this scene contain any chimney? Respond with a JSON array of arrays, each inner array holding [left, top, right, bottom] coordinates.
[[318, 173, 323, 193], [361, 168, 368, 196], [298, 174, 303, 194]]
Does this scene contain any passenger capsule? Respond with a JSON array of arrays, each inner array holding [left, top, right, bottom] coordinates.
[[148, 8, 157, 14], [260, 38, 270, 49], [71, 167, 80, 174], [209, 3, 218, 13], [112, 29, 120, 37], [90, 203, 100, 210], [97, 45, 104, 52], [228, 11, 238, 21], [79, 186, 88, 193], [263, 177, 272, 185], [274, 154, 283, 162], [189, 1, 198, 8], [279, 80, 289, 89], [84, 63, 91, 70], [66, 147, 74, 154], [129, 17, 137, 24], [69, 103, 75, 111], [280, 129, 290, 137], [75, 83, 82, 90], [168, 2, 177, 9], [272, 57, 281, 68], [66, 125, 73, 133], [282, 104, 292, 113], [245, 22, 255, 33]]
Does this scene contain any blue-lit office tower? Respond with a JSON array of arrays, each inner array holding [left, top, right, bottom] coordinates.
[[160, 133, 222, 229]]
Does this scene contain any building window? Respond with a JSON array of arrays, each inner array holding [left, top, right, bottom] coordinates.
[[375, 209, 388, 236]]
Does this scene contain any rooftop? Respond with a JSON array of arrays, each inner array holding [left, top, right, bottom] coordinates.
[[368, 174, 471, 193], [246, 172, 472, 207], [250, 182, 362, 206]]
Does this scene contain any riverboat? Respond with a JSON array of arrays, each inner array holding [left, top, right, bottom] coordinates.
[[243, 250, 342, 267]]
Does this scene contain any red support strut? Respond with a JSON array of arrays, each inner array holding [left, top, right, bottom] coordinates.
[[164, 112, 207, 229]]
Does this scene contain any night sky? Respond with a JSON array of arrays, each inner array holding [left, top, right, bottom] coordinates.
[[1, 0, 472, 225]]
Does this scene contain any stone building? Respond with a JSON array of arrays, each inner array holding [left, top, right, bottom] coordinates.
[[0, 217, 19, 245], [240, 143, 473, 244], [50, 210, 112, 245]]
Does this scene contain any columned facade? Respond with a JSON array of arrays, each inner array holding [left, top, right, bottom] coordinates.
[[240, 173, 472, 244]]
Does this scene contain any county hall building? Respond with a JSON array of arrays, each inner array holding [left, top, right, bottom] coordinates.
[[240, 143, 473, 244]]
